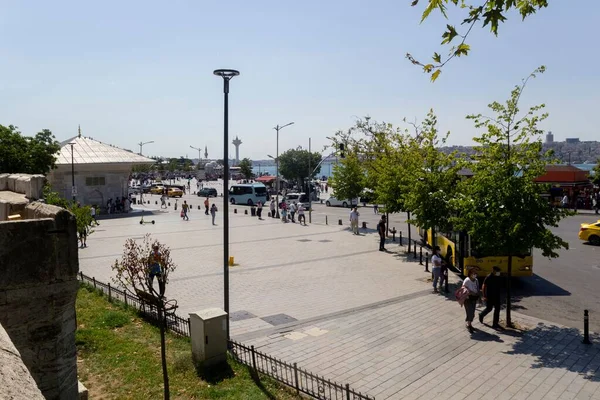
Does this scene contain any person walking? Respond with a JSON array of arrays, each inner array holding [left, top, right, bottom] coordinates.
[[462, 269, 480, 333], [90, 205, 99, 226], [182, 200, 189, 221], [210, 203, 218, 225], [377, 215, 387, 251], [289, 202, 297, 223], [297, 204, 306, 225], [256, 200, 263, 219], [204, 197, 210, 215], [561, 194, 569, 209], [161, 194, 167, 209], [349, 207, 360, 234], [281, 206, 288, 223], [479, 266, 503, 329], [148, 244, 165, 294], [373, 204, 379, 214], [269, 199, 276, 218], [431, 246, 443, 293]]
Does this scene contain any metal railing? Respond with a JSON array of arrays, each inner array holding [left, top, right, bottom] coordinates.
[[77, 273, 374, 399], [77, 271, 190, 337], [229, 341, 374, 400]]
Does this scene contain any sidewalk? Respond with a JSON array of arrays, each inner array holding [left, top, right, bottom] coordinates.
[[79, 210, 600, 399]]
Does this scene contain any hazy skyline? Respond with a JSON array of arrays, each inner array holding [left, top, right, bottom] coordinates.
[[1, 1, 597, 160]]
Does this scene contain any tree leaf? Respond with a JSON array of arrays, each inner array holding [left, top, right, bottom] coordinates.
[[431, 69, 442, 82]]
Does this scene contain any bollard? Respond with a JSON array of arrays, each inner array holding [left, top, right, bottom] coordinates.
[[155, 201, 158, 205], [362, 221, 367, 229], [326, 215, 328, 225], [391, 228, 396, 242], [583, 310, 591, 344], [338, 219, 342, 225], [413, 242, 417, 259], [244, 209, 248, 215], [445, 270, 449, 293], [425, 252, 429, 272], [198, 205, 201, 210], [399, 231, 403, 246], [234, 209, 237, 214], [419, 246, 423, 265], [168, 202, 171, 206]]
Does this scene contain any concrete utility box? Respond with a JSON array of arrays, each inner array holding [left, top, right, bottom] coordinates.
[[189, 308, 228, 367]]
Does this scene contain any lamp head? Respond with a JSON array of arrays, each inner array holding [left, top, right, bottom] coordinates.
[[213, 69, 240, 79]]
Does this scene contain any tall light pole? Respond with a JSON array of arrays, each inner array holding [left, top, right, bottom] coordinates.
[[69, 142, 76, 202], [213, 68, 239, 342], [274, 122, 294, 218], [190, 145, 202, 164], [138, 140, 154, 156]]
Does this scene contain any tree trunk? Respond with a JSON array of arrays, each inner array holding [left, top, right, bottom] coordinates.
[[158, 304, 170, 400], [506, 255, 513, 328]]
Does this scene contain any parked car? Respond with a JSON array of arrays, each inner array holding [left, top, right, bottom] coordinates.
[[579, 220, 600, 245], [197, 187, 218, 197], [150, 185, 165, 195], [325, 196, 358, 208], [284, 192, 309, 208], [167, 187, 183, 198]]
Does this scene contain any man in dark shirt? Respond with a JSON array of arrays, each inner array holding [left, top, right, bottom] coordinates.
[[377, 215, 387, 251], [479, 265, 503, 328]]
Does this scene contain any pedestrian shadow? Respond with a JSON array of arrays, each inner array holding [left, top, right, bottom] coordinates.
[[505, 323, 600, 382], [469, 328, 504, 342]]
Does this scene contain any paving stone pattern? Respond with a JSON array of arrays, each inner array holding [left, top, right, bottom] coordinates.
[[80, 195, 600, 399]]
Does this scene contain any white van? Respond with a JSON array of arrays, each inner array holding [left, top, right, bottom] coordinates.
[[229, 183, 268, 206]]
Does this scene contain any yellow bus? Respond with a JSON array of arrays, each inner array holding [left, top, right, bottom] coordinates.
[[418, 227, 533, 278]]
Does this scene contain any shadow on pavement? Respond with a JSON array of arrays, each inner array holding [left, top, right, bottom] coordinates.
[[470, 328, 504, 342], [505, 323, 600, 382]]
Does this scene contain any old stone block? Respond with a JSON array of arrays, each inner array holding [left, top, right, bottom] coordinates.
[[7, 174, 22, 192], [0, 173, 8, 190], [0, 324, 45, 399], [15, 175, 30, 195], [28, 175, 45, 200]]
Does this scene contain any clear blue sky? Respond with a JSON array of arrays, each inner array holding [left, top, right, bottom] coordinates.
[[0, 1, 597, 160]]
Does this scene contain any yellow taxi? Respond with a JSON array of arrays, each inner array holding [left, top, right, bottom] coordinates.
[[167, 187, 183, 198], [150, 185, 165, 195], [579, 220, 600, 246]]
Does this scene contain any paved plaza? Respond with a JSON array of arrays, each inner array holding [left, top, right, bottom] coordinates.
[[80, 190, 600, 399]]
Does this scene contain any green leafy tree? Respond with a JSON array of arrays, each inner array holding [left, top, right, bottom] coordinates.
[[451, 67, 572, 326], [43, 183, 95, 238], [403, 110, 461, 246], [0, 125, 60, 174], [238, 158, 253, 179], [407, 0, 549, 81], [278, 149, 322, 188], [330, 152, 365, 201], [591, 160, 600, 186]]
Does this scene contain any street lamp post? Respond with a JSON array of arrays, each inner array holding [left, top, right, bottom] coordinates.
[[138, 140, 154, 156], [213, 68, 240, 342], [190, 145, 202, 164], [274, 122, 294, 218], [69, 142, 76, 202]]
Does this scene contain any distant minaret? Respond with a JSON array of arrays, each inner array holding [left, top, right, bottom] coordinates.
[[232, 136, 242, 164], [204, 145, 208, 159], [78, 124, 82, 138]]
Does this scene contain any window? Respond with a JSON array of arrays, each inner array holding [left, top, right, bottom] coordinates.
[[85, 177, 106, 186], [254, 186, 266, 196]]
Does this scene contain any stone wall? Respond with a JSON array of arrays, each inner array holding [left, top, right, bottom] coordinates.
[[0, 202, 79, 400], [0, 173, 46, 221], [0, 323, 45, 399]]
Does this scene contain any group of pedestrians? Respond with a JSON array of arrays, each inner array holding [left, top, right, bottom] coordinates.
[[267, 199, 306, 225], [178, 198, 218, 225], [455, 264, 504, 333]]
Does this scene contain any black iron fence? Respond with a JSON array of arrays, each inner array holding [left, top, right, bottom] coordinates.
[[229, 341, 374, 400], [77, 273, 374, 399], [77, 271, 190, 337]]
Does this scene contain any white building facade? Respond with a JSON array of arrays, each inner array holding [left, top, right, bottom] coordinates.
[[46, 135, 154, 209]]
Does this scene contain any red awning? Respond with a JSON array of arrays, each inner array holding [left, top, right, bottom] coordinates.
[[256, 175, 276, 183]]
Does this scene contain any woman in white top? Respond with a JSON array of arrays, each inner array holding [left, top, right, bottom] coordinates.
[[462, 269, 480, 333]]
